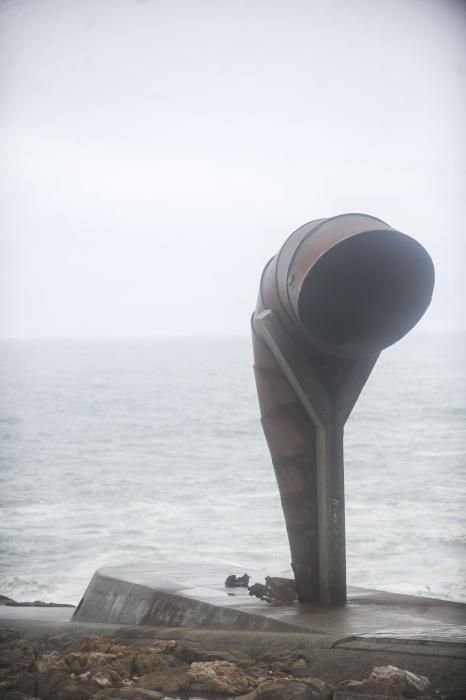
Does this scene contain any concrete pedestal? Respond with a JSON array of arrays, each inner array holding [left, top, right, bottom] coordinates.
[[72, 562, 466, 642]]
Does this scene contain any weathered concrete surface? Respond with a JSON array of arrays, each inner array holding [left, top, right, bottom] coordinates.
[[72, 562, 466, 642]]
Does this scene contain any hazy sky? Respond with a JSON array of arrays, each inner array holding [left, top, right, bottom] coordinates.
[[1, 0, 465, 339]]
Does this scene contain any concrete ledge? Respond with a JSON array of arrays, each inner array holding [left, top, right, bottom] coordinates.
[[73, 570, 306, 633], [72, 562, 466, 642]]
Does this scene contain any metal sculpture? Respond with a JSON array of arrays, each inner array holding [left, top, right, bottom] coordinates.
[[252, 213, 434, 604]]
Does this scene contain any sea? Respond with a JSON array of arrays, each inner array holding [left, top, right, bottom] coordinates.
[[0, 333, 465, 606]]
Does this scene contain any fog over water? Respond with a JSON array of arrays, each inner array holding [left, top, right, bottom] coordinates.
[[0, 1, 465, 606]]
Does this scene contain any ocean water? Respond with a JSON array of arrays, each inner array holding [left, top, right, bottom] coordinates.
[[0, 334, 465, 605]]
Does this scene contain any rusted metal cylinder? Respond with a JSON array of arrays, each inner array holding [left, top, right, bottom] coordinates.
[[252, 213, 434, 603]]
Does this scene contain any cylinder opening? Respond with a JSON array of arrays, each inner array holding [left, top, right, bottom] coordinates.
[[297, 230, 435, 356]]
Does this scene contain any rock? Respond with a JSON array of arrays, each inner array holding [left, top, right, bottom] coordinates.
[[0, 635, 189, 700], [59, 681, 95, 700], [80, 637, 116, 654], [132, 651, 169, 676], [300, 677, 330, 697], [265, 577, 297, 606], [244, 677, 330, 700], [0, 595, 16, 606], [257, 652, 277, 663], [248, 578, 297, 605], [174, 644, 254, 667], [146, 640, 177, 655], [93, 688, 164, 699], [79, 637, 175, 655], [248, 582, 269, 601], [98, 669, 124, 686], [225, 573, 251, 587], [0, 647, 35, 677], [5, 672, 36, 698], [138, 667, 191, 694], [34, 651, 64, 672], [253, 679, 319, 699], [173, 644, 221, 663], [1, 597, 74, 608], [337, 665, 431, 698], [189, 660, 251, 695], [65, 650, 133, 679], [238, 692, 259, 700], [74, 638, 177, 678], [35, 668, 73, 699], [93, 672, 113, 687], [270, 654, 309, 676], [0, 691, 37, 700], [65, 652, 89, 674]]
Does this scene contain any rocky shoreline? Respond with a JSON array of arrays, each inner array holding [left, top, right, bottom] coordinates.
[[0, 596, 75, 609], [0, 625, 460, 700]]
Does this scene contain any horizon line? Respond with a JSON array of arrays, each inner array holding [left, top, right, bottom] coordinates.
[[1, 329, 465, 343]]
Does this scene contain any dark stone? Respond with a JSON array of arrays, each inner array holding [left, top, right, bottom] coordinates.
[[0, 596, 16, 606], [265, 577, 297, 605], [35, 669, 73, 699], [225, 573, 251, 588], [4, 601, 75, 608], [271, 656, 309, 676], [255, 680, 318, 699], [248, 583, 269, 601], [139, 667, 191, 694], [95, 689, 164, 699]]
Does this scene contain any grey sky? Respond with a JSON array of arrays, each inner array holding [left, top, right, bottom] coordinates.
[[1, 0, 464, 339]]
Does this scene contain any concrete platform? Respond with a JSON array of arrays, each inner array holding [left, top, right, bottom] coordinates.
[[72, 562, 466, 642]]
